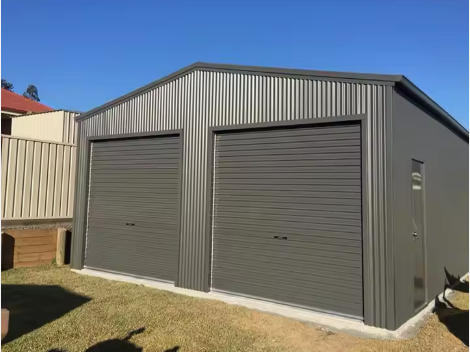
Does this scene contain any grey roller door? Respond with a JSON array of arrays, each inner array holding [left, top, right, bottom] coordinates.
[[85, 135, 180, 282], [211, 123, 363, 318]]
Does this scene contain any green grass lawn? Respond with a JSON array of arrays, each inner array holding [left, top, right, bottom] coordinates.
[[1, 265, 468, 352]]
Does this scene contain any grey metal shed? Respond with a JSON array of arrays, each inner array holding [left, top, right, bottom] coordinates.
[[71, 62, 469, 330]]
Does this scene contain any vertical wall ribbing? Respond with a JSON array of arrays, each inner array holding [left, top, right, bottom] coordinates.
[[71, 70, 392, 328]]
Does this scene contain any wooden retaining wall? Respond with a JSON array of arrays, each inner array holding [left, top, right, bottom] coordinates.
[[1, 229, 58, 269]]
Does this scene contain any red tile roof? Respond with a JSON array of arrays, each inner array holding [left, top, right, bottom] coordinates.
[[1, 88, 53, 114]]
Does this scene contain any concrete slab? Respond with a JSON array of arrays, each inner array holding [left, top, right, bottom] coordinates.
[[72, 268, 466, 340]]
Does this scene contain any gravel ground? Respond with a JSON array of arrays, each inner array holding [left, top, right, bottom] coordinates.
[[2, 265, 468, 352]]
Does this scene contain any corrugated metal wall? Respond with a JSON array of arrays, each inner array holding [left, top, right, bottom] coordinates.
[[392, 90, 469, 328], [10, 110, 79, 144], [72, 69, 393, 327], [1, 135, 76, 219], [62, 111, 79, 144]]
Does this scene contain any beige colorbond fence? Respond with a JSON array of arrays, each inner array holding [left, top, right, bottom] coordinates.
[[1, 135, 76, 220], [11, 110, 79, 144]]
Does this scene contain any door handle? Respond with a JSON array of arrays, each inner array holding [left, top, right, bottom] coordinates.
[[412, 232, 418, 240]]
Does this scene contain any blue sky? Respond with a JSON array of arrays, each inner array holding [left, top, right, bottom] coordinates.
[[2, 0, 468, 128]]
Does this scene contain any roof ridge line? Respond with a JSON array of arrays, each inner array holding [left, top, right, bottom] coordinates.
[[193, 62, 404, 83], [76, 62, 403, 122]]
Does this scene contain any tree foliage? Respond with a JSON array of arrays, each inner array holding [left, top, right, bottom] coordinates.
[[23, 85, 40, 102], [1, 79, 14, 91], [2, 80, 42, 102]]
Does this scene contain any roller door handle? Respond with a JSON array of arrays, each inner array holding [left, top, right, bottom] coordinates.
[[273, 236, 288, 240], [126, 223, 135, 226]]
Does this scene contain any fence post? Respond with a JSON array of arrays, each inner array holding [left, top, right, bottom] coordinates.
[[56, 228, 67, 266]]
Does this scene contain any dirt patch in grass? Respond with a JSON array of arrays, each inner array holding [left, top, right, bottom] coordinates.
[[1, 265, 468, 352]]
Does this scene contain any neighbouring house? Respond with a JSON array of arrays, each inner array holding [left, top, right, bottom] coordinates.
[[70, 62, 468, 331], [1, 88, 53, 135]]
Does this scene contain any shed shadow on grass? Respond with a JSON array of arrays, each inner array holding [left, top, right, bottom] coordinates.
[[1, 284, 91, 344], [49, 347, 179, 352], [47, 328, 179, 352]]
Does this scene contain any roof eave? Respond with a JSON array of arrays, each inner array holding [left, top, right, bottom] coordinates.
[[396, 77, 469, 142], [75, 63, 468, 142], [192, 62, 404, 83], [76, 62, 201, 122], [1, 107, 28, 114], [75, 62, 403, 122]]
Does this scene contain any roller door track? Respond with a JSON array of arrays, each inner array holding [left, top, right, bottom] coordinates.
[[85, 135, 181, 283], [211, 123, 363, 318]]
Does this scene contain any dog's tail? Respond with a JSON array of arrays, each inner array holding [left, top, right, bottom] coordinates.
[[123, 327, 145, 341]]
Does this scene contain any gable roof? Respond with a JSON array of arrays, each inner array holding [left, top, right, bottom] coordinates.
[[1, 88, 53, 114], [75, 62, 468, 141]]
